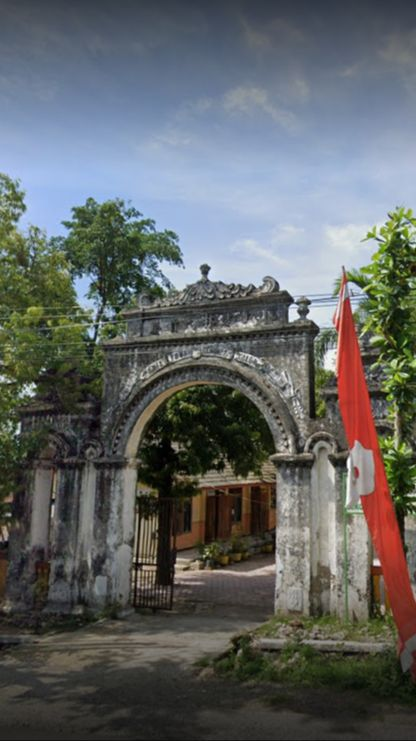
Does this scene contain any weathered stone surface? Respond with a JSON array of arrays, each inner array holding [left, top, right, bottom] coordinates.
[[5, 267, 384, 620]]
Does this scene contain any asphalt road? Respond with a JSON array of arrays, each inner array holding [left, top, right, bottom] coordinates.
[[1, 557, 416, 740]]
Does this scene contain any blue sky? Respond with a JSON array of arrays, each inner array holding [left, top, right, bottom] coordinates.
[[2, 0, 416, 326]]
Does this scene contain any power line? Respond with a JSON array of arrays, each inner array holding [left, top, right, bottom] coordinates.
[[0, 290, 370, 319]]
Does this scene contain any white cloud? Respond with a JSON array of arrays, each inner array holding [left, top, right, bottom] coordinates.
[[229, 237, 291, 270], [311, 223, 376, 291], [185, 96, 214, 115], [381, 30, 416, 67], [222, 86, 298, 131], [290, 77, 310, 102], [240, 16, 304, 53], [148, 127, 194, 150], [338, 62, 363, 79], [324, 223, 371, 255], [271, 224, 305, 242], [379, 30, 416, 95], [143, 84, 299, 154]]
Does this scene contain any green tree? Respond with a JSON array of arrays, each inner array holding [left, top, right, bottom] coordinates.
[[314, 328, 337, 417], [0, 174, 96, 520], [0, 176, 186, 531], [0, 178, 95, 407], [316, 210, 416, 540], [330, 210, 416, 539], [360, 208, 416, 540], [137, 385, 275, 495], [137, 384, 275, 584], [54, 197, 183, 343]]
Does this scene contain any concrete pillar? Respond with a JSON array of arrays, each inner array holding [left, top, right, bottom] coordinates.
[[89, 457, 137, 610], [329, 453, 372, 621], [47, 459, 83, 612], [6, 461, 57, 611], [271, 453, 314, 616], [271, 448, 372, 620], [72, 453, 100, 606], [310, 442, 334, 615], [5, 468, 37, 610], [30, 465, 54, 555]]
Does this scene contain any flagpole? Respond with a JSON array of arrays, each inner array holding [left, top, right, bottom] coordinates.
[[342, 471, 349, 622]]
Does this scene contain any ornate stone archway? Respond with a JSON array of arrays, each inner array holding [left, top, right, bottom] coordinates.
[[111, 362, 297, 458], [6, 266, 372, 618]]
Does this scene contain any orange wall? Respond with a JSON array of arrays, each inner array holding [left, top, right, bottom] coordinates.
[[176, 484, 277, 551]]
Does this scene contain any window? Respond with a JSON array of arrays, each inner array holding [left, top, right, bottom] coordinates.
[[176, 498, 192, 534], [230, 487, 242, 523]]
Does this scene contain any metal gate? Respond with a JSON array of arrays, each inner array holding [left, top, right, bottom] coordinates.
[[131, 496, 177, 610]]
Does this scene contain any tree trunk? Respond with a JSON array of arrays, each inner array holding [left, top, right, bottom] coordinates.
[[156, 495, 175, 586], [394, 408, 403, 448]]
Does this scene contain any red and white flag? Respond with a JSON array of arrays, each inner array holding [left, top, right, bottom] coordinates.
[[334, 268, 416, 679]]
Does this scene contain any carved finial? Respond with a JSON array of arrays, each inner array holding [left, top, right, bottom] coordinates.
[[296, 295, 311, 320], [137, 291, 154, 308], [199, 264, 211, 281]]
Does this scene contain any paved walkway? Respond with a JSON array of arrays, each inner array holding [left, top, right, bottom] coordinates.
[[174, 553, 276, 610]]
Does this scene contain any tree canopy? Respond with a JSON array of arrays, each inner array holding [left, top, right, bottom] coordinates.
[[0, 175, 184, 517], [0, 174, 94, 408], [137, 385, 275, 500], [0, 174, 95, 511], [327, 208, 416, 534], [360, 208, 416, 534], [53, 197, 183, 343]]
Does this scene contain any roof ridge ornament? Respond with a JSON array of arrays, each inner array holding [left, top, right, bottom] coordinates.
[[151, 267, 280, 307], [199, 263, 211, 281]]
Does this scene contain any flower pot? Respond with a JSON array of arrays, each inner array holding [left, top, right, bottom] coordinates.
[[217, 555, 230, 566], [230, 552, 242, 562]]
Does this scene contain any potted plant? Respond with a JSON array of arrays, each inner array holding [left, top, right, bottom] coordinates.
[[240, 536, 250, 560], [195, 540, 206, 569], [229, 535, 243, 562], [216, 541, 231, 567], [262, 530, 275, 553], [203, 542, 220, 569]]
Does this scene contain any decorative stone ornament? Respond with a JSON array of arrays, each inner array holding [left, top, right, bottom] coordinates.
[[295, 295, 311, 320], [151, 264, 281, 306]]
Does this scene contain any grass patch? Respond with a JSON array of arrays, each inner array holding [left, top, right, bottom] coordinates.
[[212, 632, 416, 705], [255, 613, 397, 643]]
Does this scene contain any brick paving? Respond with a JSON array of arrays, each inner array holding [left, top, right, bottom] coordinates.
[[174, 553, 275, 608]]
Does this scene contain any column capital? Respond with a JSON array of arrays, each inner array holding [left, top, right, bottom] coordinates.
[[93, 455, 128, 469], [57, 457, 85, 470], [270, 452, 314, 468]]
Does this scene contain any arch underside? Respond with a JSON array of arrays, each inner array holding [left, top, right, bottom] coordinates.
[[110, 362, 299, 458]]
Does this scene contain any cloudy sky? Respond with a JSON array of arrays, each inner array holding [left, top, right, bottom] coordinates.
[[2, 0, 416, 325]]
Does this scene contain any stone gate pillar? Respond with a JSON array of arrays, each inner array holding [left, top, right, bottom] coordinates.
[[47, 459, 83, 611], [88, 456, 138, 610], [271, 453, 314, 615], [271, 449, 372, 620], [6, 467, 38, 610], [329, 453, 372, 621]]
